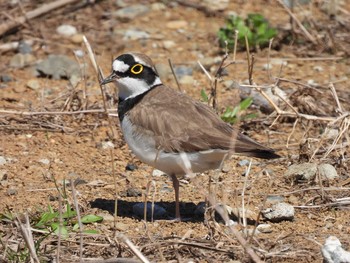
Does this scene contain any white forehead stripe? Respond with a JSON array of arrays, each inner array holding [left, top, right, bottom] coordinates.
[[112, 60, 129, 73]]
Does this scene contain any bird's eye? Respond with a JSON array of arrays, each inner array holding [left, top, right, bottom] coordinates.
[[130, 64, 143, 74]]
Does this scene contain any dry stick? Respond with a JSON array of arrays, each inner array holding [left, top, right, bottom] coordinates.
[[56, 193, 63, 263], [117, 234, 150, 263], [110, 148, 118, 229], [206, 195, 264, 263], [83, 36, 116, 138], [277, 0, 317, 44], [168, 58, 181, 91], [0, 0, 81, 37], [232, 30, 239, 62], [70, 178, 83, 262], [15, 213, 40, 263]]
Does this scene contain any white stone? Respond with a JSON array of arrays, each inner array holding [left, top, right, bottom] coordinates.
[[56, 24, 77, 37]]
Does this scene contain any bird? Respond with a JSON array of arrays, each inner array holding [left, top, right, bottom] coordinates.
[[101, 53, 279, 220]]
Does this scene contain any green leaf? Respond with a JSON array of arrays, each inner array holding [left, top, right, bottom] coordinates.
[[83, 229, 99, 234], [35, 212, 59, 227], [81, 214, 103, 224], [53, 225, 69, 239], [200, 89, 209, 102], [239, 97, 253, 110]]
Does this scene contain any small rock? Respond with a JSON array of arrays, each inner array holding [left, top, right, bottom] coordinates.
[[166, 20, 188, 29], [221, 164, 231, 173], [322, 236, 350, 263], [18, 40, 32, 54], [125, 163, 137, 171], [174, 65, 193, 77], [203, 0, 229, 12], [313, 65, 324, 72], [132, 202, 167, 219], [262, 63, 272, 71], [263, 202, 295, 222], [0, 170, 7, 181], [10, 53, 35, 68], [115, 222, 128, 231], [257, 223, 273, 233], [126, 187, 141, 197], [113, 4, 150, 22], [238, 159, 250, 167], [0, 75, 12, 82], [26, 79, 40, 90], [70, 34, 84, 44], [119, 29, 149, 40], [100, 141, 115, 150], [266, 195, 285, 204], [152, 169, 165, 177], [163, 40, 176, 49], [36, 55, 81, 83], [0, 156, 7, 165], [179, 75, 194, 85], [7, 188, 17, 196], [285, 163, 318, 181], [151, 2, 166, 10], [56, 24, 77, 37], [98, 213, 114, 222], [73, 49, 84, 58], [39, 158, 50, 165], [197, 57, 221, 70], [318, 163, 338, 180]]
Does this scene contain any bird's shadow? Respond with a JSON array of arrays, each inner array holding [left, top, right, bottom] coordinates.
[[90, 198, 204, 222]]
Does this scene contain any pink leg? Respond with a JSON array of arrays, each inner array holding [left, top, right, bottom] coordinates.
[[170, 174, 181, 220]]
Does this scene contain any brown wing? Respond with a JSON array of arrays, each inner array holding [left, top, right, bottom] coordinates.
[[128, 86, 279, 159]]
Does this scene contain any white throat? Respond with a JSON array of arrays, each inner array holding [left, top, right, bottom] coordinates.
[[116, 77, 161, 100]]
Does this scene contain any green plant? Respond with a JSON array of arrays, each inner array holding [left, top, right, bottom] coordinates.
[[34, 204, 102, 238], [221, 97, 257, 124], [218, 13, 277, 51]]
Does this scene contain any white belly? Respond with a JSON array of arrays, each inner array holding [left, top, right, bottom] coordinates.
[[121, 117, 228, 176]]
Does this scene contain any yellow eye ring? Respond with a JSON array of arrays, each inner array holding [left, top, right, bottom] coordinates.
[[131, 64, 143, 74]]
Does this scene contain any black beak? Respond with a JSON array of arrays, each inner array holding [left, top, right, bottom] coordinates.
[[100, 72, 118, 85]]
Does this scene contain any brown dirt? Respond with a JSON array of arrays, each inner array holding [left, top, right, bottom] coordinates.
[[1, 1, 350, 262]]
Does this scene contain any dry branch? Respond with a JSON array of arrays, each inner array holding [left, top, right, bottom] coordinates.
[[0, 0, 81, 37]]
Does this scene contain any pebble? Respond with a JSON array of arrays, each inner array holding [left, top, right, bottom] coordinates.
[[152, 169, 164, 177], [174, 65, 193, 77], [285, 163, 318, 181], [313, 65, 324, 72], [257, 223, 272, 233], [115, 222, 129, 231], [56, 24, 77, 37], [262, 202, 295, 222], [7, 188, 18, 196], [125, 163, 137, 171], [132, 202, 167, 219], [35, 55, 81, 83], [70, 34, 84, 44], [322, 236, 350, 263], [166, 20, 188, 29], [39, 158, 50, 165], [238, 159, 250, 167], [318, 163, 338, 180], [18, 40, 32, 54], [126, 187, 142, 197], [151, 2, 166, 10], [266, 195, 285, 204], [98, 212, 114, 222], [197, 56, 221, 70], [113, 4, 150, 22], [179, 75, 194, 85], [1, 75, 12, 83], [100, 141, 115, 150], [73, 49, 84, 58], [120, 29, 150, 40], [163, 40, 176, 49], [0, 156, 7, 165], [0, 170, 7, 181], [26, 79, 41, 90], [221, 164, 231, 173], [10, 53, 35, 68]]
